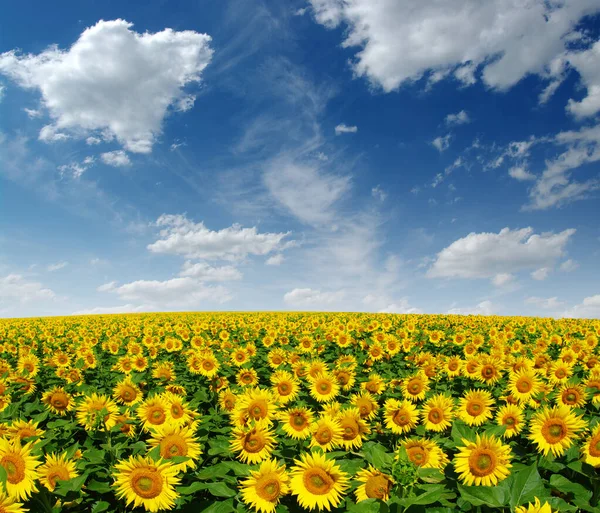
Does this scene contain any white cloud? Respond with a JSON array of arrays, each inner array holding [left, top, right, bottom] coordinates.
[[283, 287, 344, 307], [39, 124, 70, 142], [525, 296, 564, 309], [371, 185, 387, 202], [378, 299, 422, 314], [432, 134, 451, 152], [72, 304, 150, 315], [179, 261, 242, 281], [559, 259, 579, 272], [492, 273, 514, 287], [101, 150, 131, 167], [448, 300, 495, 316], [562, 295, 600, 319], [428, 227, 575, 280], [334, 123, 358, 135], [58, 156, 95, 179], [23, 107, 42, 118], [531, 267, 551, 281], [170, 141, 186, 151], [148, 214, 292, 261], [47, 261, 68, 272], [0, 274, 55, 303], [90, 258, 108, 266], [86, 136, 102, 145], [97, 281, 117, 292], [264, 159, 350, 226], [308, 0, 600, 93], [265, 254, 285, 266], [0, 19, 213, 153], [508, 166, 536, 181], [566, 40, 600, 118], [445, 110, 470, 126], [0, 84, 4, 101]]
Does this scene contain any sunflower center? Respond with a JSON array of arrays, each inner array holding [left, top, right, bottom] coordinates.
[[467, 449, 497, 477], [555, 369, 566, 379], [51, 393, 69, 410], [317, 381, 332, 395], [243, 432, 266, 453], [563, 391, 577, 404], [393, 409, 410, 426], [249, 400, 268, 419], [202, 360, 215, 371], [148, 406, 166, 425], [356, 400, 372, 417], [590, 437, 600, 457], [341, 419, 359, 440], [407, 446, 428, 466], [121, 386, 137, 402], [315, 426, 333, 444], [256, 477, 281, 502], [161, 435, 188, 459], [365, 475, 390, 499], [303, 468, 334, 495], [292, 414, 308, 429], [516, 378, 533, 393], [278, 383, 291, 395], [409, 381, 422, 394], [428, 408, 443, 424], [1, 454, 26, 484], [466, 401, 484, 417], [131, 468, 163, 499], [504, 415, 516, 427], [171, 404, 183, 419], [47, 466, 71, 488], [481, 366, 494, 378], [449, 362, 459, 371], [542, 420, 567, 443]]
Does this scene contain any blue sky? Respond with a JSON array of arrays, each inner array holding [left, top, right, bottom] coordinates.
[[0, 0, 599, 318]]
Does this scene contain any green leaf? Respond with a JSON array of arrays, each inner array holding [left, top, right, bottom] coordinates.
[[549, 474, 592, 502], [362, 442, 394, 471], [91, 501, 111, 513], [0, 465, 7, 486], [483, 424, 507, 438], [86, 479, 113, 493], [205, 482, 238, 498], [208, 437, 232, 457], [177, 481, 209, 495], [346, 498, 381, 513], [451, 421, 475, 444], [509, 464, 546, 508], [199, 498, 236, 513], [458, 484, 507, 507]]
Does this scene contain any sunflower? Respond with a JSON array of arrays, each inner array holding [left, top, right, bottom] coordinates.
[[476, 357, 503, 385], [147, 424, 201, 471], [0, 490, 26, 513], [361, 373, 386, 395], [337, 408, 370, 450], [458, 390, 494, 426], [0, 439, 40, 501], [219, 388, 238, 413], [289, 452, 349, 511], [280, 407, 314, 440], [515, 498, 556, 513], [113, 456, 180, 512], [454, 434, 512, 486], [556, 382, 587, 409], [309, 373, 340, 403], [402, 438, 448, 469], [509, 369, 542, 403], [231, 348, 250, 367], [333, 368, 355, 391], [529, 406, 587, 457], [41, 386, 75, 416], [137, 395, 170, 432], [38, 452, 78, 492], [113, 378, 143, 406], [581, 423, 600, 467], [271, 371, 300, 404], [198, 353, 221, 378], [309, 416, 343, 452], [240, 458, 289, 513], [267, 348, 287, 368], [16, 355, 39, 377], [230, 422, 276, 464], [444, 356, 463, 377], [237, 369, 260, 387], [236, 388, 278, 425], [422, 394, 454, 432], [152, 361, 176, 382], [350, 392, 379, 421], [163, 392, 193, 426], [76, 393, 119, 431], [383, 399, 418, 435], [115, 413, 137, 438], [6, 420, 44, 442], [495, 404, 524, 438], [547, 362, 573, 385], [401, 374, 430, 402]]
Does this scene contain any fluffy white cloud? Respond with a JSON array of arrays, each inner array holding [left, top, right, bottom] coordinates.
[[101, 150, 131, 167], [0, 274, 55, 303], [264, 159, 350, 226], [371, 185, 387, 202], [432, 135, 451, 152], [283, 288, 345, 307], [560, 259, 579, 272], [148, 214, 292, 261], [492, 273, 514, 287], [445, 110, 470, 126], [428, 227, 575, 280], [378, 299, 422, 314], [308, 0, 600, 93], [508, 166, 536, 181], [23, 107, 42, 118], [39, 124, 69, 142], [525, 296, 564, 309], [562, 295, 600, 319], [0, 19, 213, 153], [531, 267, 551, 281], [72, 304, 150, 315], [179, 261, 242, 281], [265, 254, 285, 266], [448, 300, 495, 316], [566, 40, 600, 118], [335, 123, 358, 135], [47, 261, 68, 272], [97, 281, 118, 292]]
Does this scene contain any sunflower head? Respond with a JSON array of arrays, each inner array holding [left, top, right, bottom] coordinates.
[[240, 459, 289, 513], [454, 434, 512, 487]]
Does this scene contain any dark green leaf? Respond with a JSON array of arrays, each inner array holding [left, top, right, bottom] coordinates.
[[509, 464, 546, 508], [458, 484, 507, 507]]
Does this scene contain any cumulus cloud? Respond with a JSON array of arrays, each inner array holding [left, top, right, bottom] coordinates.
[[334, 123, 358, 135], [432, 134, 451, 152], [448, 300, 495, 316], [445, 110, 470, 126], [531, 267, 551, 281], [283, 288, 345, 307], [492, 273, 514, 287], [148, 214, 293, 261], [525, 296, 564, 309], [0, 274, 55, 303], [179, 261, 242, 281], [560, 259, 579, 272], [0, 19, 213, 153], [562, 295, 600, 319], [428, 227, 575, 280], [378, 299, 422, 314], [566, 40, 600, 118], [265, 254, 285, 266], [72, 304, 150, 315], [308, 0, 600, 93], [47, 261, 68, 272], [509, 166, 536, 181], [101, 150, 131, 167]]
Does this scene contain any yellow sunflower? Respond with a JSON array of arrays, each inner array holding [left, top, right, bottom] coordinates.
[[458, 390, 494, 426], [137, 395, 170, 432], [280, 407, 314, 440], [7, 420, 44, 442], [422, 394, 454, 432], [230, 421, 276, 464], [402, 438, 448, 469], [556, 382, 587, 409], [355, 466, 393, 502], [271, 371, 300, 404], [198, 353, 221, 378], [581, 423, 600, 467], [147, 424, 201, 471], [309, 416, 343, 452], [163, 392, 193, 427], [529, 406, 586, 457], [351, 392, 379, 421], [337, 408, 370, 450], [495, 404, 525, 438], [219, 388, 238, 413], [236, 388, 278, 424], [361, 373, 386, 395], [509, 369, 542, 403], [113, 378, 143, 406], [547, 362, 573, 385], [38, 452, 78, 492], [240, 458, 289, 513], [237, 369, 260, 387], [289, 452, 349, 511], [383, 399, 419, 435], [332, 368, 355, 391], [0, 490, 26, 513], [41, 386, 75, 416], [401, 374, 430, 402], [309, 373, 340, 403], [75, 393, 119, 431], [515, 498, 556, 513], [113, 456, 180, 513], [0, 439, 40, 501], [454, 434, 512, 486]]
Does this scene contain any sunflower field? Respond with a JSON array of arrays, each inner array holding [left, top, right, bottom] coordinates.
[[0, 313, 599, 513]]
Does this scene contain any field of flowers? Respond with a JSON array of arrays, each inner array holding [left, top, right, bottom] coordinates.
[[0, 312, 598, 513]]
